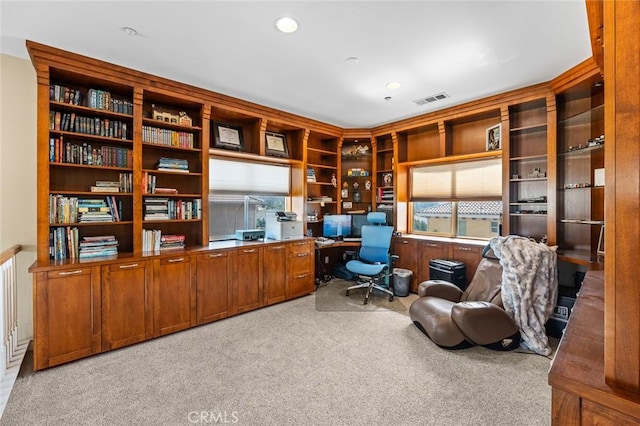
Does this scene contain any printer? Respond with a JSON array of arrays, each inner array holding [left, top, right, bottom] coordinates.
[[265, 211, 303, 241]]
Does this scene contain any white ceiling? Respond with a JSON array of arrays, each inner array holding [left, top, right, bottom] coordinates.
[[0, 1, 592, 128]]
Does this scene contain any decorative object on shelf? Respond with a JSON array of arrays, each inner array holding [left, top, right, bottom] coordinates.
[[331, 174, 337, 187], [353, 191, 362, 202], [306, 167, 316, 182], [365, 180, 371, 190], [341, 144, 370, 158], [486, 123, 501, 151], [568, 135, 604, 152], [383, 173, 393, 185], [341, 182, 348, 198], [347, 168, 369, 177], [151, 105, 179, 124], [597, 225, 605, 256], [512, 174, 521, 179], [212, 121, 244, 151], [265, 131, 289, 158], [528, 168, 546, 178], [178, 111, 192, 126], [352, 181, 360, 190], [343, 201, 352, 209], [594, 168, 605, 187]]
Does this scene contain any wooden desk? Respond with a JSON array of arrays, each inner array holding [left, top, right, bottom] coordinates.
[[314, 240, 361, 281], [548, 266, 640, 424]]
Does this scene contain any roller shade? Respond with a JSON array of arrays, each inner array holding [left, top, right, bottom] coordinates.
[[411, 158, 502, 201], [209, 158, 290, 195]]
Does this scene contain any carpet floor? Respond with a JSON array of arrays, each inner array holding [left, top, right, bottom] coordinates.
[[1, 285, 554, 425]]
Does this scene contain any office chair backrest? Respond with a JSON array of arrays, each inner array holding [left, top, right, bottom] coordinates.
[[359, 212, 393, 263]]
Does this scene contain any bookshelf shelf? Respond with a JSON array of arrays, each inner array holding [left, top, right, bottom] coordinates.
[[142, 142, 201, 153], [49, 221, 134, 227], [49, 163, 133, 172], [50, 101, 133, 119], [48, 191, 133, 196], [49, 130, 132, 144]]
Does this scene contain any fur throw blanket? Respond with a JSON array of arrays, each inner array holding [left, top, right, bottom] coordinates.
[[489, 236, 558, 356]]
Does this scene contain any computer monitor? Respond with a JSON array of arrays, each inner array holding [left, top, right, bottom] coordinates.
[[322, 214, 352, 238], [350, 213, 370, 238]]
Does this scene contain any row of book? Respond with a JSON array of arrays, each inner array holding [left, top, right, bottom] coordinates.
[[157, 157, 189, 173], [141, 172, 178, 195], [86, 89, 133, 114], [49, 137, 133, 168], [377, 187, 394, 202], [49, 228, 118, 260], [142, 229, 186, 252], [88, 175, 133, 193], [143, 198, 202, 221], [49, 195, 122, 224], [50, 111, 129, 140], [142, 126, 195, 149], [49, 84, 83, 106]]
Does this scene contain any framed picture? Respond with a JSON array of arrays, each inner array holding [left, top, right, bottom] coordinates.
[[213, 122, 244, 151], [486, 124, 501, 151], [265, 131, 289, 158]]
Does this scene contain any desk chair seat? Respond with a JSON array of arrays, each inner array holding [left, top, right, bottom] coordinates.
[[344, 212, 395, 304]]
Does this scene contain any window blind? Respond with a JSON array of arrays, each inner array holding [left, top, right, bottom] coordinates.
[[410, 158, 502, 201], [209, 158, 290, 195]]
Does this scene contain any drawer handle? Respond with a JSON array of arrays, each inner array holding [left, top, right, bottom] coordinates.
[[118, 263, 139, 269], [458, 247, 472, 251], [59, 270, 83, 276], [168, 257, 184, 263], [296, 253, 309, 257], [272, 246, 285, 250], [209, 253, 224, 258], [293, 242, 307, 246], [295, 273, 309, 279], [401, 241, 408, 244], [243, 249, 256, 253], [426, 243, 438, 247]]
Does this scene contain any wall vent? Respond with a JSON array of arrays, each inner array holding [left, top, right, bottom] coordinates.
[[414, 92, 450, 106]]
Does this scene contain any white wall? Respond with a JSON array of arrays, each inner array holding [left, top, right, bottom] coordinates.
[[0, 53, 37, 341]]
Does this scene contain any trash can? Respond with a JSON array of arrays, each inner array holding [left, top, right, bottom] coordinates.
[[392, 268, 412, 297]]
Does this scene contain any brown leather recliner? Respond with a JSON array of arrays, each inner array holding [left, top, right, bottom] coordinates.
[[409, 254, 520, 351]]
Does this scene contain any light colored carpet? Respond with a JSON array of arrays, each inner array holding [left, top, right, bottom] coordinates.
[[2, 292, 553, 425], [315, 278, 408, 311]]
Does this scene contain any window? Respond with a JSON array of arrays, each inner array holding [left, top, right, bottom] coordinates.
[[410, 158, 502, 239], [209, 158, 290, 240]]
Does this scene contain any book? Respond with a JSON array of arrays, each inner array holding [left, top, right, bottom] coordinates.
[[90, 186, 120, 192]]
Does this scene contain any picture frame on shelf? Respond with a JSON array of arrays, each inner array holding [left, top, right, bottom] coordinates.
[[265, 131, 289, 158], [212, 122, 244, 151], [486, 124, 501, 151]]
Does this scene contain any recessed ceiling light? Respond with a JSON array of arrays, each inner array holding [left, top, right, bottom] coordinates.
[[122, 27, 137, 36], [345, 57, 360, 65], [275, 17, 298, 33], [386, 81, 402, 90], [384, 96, 392, 101]]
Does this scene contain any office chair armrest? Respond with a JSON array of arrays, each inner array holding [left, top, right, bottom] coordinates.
[[417, 280, 463, 302], [451, 301, 519, 346]]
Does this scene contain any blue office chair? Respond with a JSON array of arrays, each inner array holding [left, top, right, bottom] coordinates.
[[345, 212, 396, 304]]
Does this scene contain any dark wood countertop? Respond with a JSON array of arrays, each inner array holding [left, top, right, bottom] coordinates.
[[548, 266, 640, 418]]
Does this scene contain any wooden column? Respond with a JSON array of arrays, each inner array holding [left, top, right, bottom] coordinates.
[[604, 0, 640, 392]]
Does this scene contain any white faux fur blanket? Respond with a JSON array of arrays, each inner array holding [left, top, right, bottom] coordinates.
[[489, 236, 558, 356]]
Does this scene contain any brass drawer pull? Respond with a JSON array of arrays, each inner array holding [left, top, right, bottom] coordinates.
[[296, 253, 309, 257], [295, 273, 309, 279], [118, 263, 139, 269], [426, 243, 439, 247], [243, 249, 256, 253], [59, 270, 83, 276], [208, 253, 224, 258], [168, 257, 185, 263], [458, 247, 473, 252], [272, 246, 285, 250]]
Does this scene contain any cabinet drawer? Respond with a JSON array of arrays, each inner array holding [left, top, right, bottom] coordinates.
[[47, 267, 92, 279], [289, 252, 312, 275], [452, 244, 481, 254], [287, 240, 313, 255], [289, 272, 314, 298]]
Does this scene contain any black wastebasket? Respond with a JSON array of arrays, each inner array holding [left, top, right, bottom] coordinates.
[[392, 268, 412, 297]]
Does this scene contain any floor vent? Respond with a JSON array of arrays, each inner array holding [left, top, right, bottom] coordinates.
[[414, 92, 450, 106]]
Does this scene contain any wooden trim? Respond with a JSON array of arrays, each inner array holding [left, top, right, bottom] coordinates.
[[550, 57, 601, 93], [0, 245, 22, 265]]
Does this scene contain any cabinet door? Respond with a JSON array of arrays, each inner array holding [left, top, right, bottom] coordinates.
[[288, 240, 315, 299], [417, 241, 451, 285], [102, 261, 152, 350], [451, 244, 483, 285], [392, 237, 418, 292], [153, 255, 194, 337], [33, 266, 101, 371], [264, 244, 287, 305], [230, 247, 263, 314], [196, 252, 231, 324]]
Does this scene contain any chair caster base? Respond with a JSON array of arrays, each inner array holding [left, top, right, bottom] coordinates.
[[345, 290, 350, 296], [389, 295, 394, 302]]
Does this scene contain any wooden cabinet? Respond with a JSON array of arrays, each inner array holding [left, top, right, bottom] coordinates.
[[33, 266, 101, 370], [374, 133, 395, 227], [417, 240, 451, 285], [340, 138, 373, 213], [195, 251, 231, 324], [392, 237, 418, 292], [556, 79, 604, 263], [451, 243, 483, 286], [287, 240, 315, 299], [305, 131, 340, 236], [152, 255, 194, 336], [505, 98, 553, 242], [263, 243, 288, 305], [101, 260, 152, 350], [230, 247, 263, 314]]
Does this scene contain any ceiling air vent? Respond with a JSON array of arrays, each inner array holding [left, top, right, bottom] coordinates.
[[414, 92, 450, 106]]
